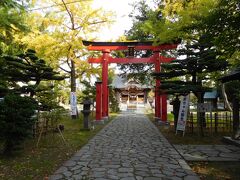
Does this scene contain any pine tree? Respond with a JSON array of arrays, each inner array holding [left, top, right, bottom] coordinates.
[[117, 0, 155, 84], [153, 36, 228, 136], [1, 49, 65, 97]]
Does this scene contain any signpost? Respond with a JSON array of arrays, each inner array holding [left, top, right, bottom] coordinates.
[[70, 92, 77, 116], [176, 95, 190, 136]]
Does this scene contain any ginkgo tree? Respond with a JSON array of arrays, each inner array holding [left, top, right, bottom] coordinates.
[[0, 0, 28, 54], [142, 0, 218, 43], [20, 0, 113, 118]]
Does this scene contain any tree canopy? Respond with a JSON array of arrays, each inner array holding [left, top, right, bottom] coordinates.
[[0, 0, 28, 54], [1, 49, 65, 97]]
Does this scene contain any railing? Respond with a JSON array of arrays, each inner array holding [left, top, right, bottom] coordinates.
[[186, 111, 233, 134]]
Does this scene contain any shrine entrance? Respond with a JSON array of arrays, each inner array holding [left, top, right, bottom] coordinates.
[[83, 40, 179, 122], [129, 94, 137, 103]]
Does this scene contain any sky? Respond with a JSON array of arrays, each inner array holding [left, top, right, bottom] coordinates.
[[32, 0, 155, 41], [92, 0, 137, 41]]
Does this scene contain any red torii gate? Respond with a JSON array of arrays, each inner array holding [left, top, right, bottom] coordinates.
[[82, 40, 178, 122]]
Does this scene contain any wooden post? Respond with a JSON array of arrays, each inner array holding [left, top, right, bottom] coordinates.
[[190, 113, 194, 134], [215, 112, 218, 134]]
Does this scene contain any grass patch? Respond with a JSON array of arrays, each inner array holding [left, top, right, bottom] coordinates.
[[159, 126, 227, 145], [189, 162, 240, 180], [146, 111, 230, 145], [0, 111, 118, 180]]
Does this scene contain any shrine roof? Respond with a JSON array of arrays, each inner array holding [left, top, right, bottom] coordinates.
[[111, 75, 152, 89], [204, 90, 218, 99]]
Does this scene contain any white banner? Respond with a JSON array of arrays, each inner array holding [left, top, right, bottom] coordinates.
[[176, 95, 190, 132], [70, 92, 77, 116]]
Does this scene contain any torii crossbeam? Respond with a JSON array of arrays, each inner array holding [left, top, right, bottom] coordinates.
[[83, 40, 179, 122]]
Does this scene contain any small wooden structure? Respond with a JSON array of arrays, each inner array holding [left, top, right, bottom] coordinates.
[[204, 90, 219, 110]]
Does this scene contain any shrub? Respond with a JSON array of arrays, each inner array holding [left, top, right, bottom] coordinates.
[[0, 94, 37, 155], [109, 89, 120, 113]]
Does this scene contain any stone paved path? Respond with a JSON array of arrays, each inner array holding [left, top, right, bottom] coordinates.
[[174, 144, 240, 161], [50, 112, 199, 180]]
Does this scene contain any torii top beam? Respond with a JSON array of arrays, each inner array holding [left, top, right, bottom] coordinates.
[[82, 40, 179, 51]]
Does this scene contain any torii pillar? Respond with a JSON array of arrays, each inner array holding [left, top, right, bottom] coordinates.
[[102, 50, 110, 119], [154, 51, 168, 122], [154, 51, 161, 120]]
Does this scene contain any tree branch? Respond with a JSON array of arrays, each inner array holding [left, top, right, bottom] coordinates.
[[61, 0, 74, 29], [87, 20, 108, 25], [66, 44, 72, 60], [63, 23, 72, 30], [66, 58, 71, 69], [59, 66, 71, 73]]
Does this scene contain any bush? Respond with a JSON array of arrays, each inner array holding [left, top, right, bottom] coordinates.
[[0, 94, 37, 155], [109, 89, 120, 113]]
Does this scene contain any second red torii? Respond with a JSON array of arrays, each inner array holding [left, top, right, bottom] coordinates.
[[82, 40, 179, 122]]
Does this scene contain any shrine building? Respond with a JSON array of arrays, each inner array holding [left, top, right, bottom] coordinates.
[[112, 75, 152, 106]]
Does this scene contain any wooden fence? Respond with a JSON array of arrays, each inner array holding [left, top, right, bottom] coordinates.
[[186, 111, 233, 134]]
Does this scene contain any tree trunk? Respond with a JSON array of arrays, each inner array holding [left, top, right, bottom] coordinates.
[[171, 96, 180, 131], [197, 92, 205, 137], [232, 98, 240, 139]]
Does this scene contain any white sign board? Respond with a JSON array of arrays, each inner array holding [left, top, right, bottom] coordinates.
[[197, 103, 213, 112], [70, 92, 77, 116], [176, 95, 190, 132]]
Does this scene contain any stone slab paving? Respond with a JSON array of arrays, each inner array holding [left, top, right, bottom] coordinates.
[[50, 112, 199, 180], [174, 144, 240, 161], [223, 136, 240, 147]]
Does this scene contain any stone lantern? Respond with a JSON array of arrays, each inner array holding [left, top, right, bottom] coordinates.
[[81, 99, 93, 130]]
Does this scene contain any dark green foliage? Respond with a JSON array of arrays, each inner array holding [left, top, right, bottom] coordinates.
[[80, 80, 119, 112], [0, 94, 37, 155], [126, 0, 153, 41], [154, 37, 228, 96], [1, 49, 65, 97], [200, 0, 240, 58], [80, 80, 96, 101], [108, 76, 120, 113], [35, 83, 61, 111], [0, 57, 8, 97], [109, 87, 120, 113], [225, 80, 240, 101], [153, 37, 228, 136]]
